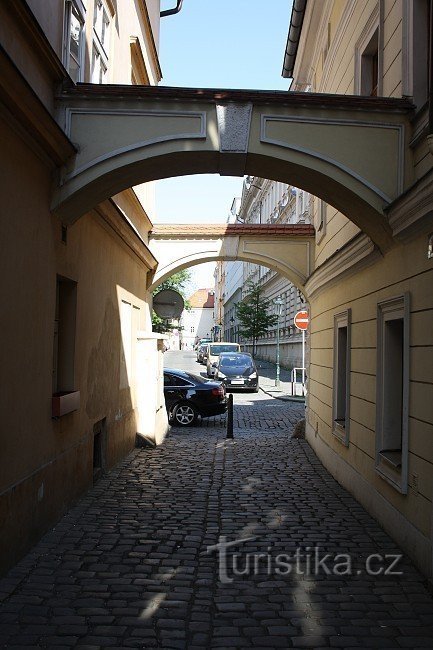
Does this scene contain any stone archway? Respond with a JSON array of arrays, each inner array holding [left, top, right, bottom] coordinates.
[[53, 85, 413, 252], [147, 224, 315, 294]]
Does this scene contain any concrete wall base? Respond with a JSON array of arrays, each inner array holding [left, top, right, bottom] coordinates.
[[305, 420, 432, 579]]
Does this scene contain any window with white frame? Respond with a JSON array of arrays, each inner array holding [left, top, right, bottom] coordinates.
[[316, 199, 327, 243], [322, 22, 331, 64], [92, 0, 110, 83], [354, 7, 381, 97], [361, 28, 379, 96], [64, 0, 85, 82], [375, 294, 410, 493], [332, 309, 351, 445]]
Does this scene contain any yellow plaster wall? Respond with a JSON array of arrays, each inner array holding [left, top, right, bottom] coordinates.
[[0, 113, 150, 574], [308, 0, 406, 266], [308, 229, 433, 543]]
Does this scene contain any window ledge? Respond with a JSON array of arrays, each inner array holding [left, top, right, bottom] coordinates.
[[379, 449, 402, 469], [52, 390, 80, 418], [332, 420, 349, 446], [375, 457, 407, 495]]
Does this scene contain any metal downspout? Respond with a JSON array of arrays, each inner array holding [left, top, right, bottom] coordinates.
[[160, 1, 183, 18]]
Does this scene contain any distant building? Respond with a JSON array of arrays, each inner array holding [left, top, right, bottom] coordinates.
[[180, 289, 215, 349], [213, 264, 225, 341]]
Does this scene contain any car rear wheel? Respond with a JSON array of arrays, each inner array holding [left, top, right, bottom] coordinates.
[[171, 402, 199, 427]]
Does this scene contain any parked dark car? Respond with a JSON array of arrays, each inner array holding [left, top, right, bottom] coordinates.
[[164, 369, 227, 426], [215, 352, 259, 392], [196, 343, 208, 364]]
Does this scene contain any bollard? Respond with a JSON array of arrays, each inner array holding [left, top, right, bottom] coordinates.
[[226, 393, 234, 439]]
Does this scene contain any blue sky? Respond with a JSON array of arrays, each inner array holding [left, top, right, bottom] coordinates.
[[155, 0, 293, 289]]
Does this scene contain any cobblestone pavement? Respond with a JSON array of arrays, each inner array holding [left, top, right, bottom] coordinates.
[[1, 361, 433, 648]]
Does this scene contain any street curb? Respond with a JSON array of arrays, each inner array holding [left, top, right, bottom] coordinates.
[[259, 386, 305, 403]]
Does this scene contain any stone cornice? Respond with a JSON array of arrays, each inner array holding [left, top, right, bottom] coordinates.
[[95, 200, 158, 271], [150, 224, 315, 239], [113, 188, 154, 231], [0, 45, 76, 166], [58, 83, 414, 113], [305, 233, 381, 298], [387, 169, 433, 240]]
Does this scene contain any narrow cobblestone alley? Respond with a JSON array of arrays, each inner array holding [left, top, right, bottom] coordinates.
[[1, 389, 432, 648]]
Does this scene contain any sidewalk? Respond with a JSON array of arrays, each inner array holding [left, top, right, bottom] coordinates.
[[255, 358, 306, 402]]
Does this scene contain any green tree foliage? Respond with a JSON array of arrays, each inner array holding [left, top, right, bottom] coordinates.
[[151, 269, 192, 333], [236, 280, 278, 357], [156, 269, 191, 294]]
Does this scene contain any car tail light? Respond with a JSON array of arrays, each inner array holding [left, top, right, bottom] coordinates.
[[212, 386, 225, 398]]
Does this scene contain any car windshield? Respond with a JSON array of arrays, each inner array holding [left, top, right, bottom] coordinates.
[[209, 345, 239, 355], [220, 355, 253, 368]]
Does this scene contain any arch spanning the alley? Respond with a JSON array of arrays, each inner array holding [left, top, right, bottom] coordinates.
[[147, 224, 315, 293], [53, 85, 413, 252]]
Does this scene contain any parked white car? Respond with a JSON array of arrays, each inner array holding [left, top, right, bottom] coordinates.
[[206, 342, 241, 377]]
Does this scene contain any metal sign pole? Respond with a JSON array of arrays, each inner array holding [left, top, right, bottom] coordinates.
[[276, 312, 280, 388], [302, 329, 305, 386]]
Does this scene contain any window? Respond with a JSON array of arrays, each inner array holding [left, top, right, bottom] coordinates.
[[316, 199, 327, 243], [323, 22, 331, 63], [53, 277, 77, 393], [354, 8, 381, 97], [63, 0, 85, 82], [130, 36, 150, 85], [376, 295, 410, 493], [361, 28, 379, 96], [92, 0, 110, 83], [332, 310, 351, 445]]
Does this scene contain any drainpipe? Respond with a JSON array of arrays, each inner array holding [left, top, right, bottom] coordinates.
[[428, 0, 433, 154], [160, 1, 183, 17]]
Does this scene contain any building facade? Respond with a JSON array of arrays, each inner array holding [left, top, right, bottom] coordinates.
[[222, 261, 243, 343], [179, 288, 215, 349], [213, 262, 225, 341], [0, 0, 168, 574], [285, 0, 433, 577]]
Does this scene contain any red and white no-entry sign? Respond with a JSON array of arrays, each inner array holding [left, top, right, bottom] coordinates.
[[294, 310, 309, 330]]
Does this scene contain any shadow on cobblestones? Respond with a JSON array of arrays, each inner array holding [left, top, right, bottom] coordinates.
[[1, 401, 432, 648]]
